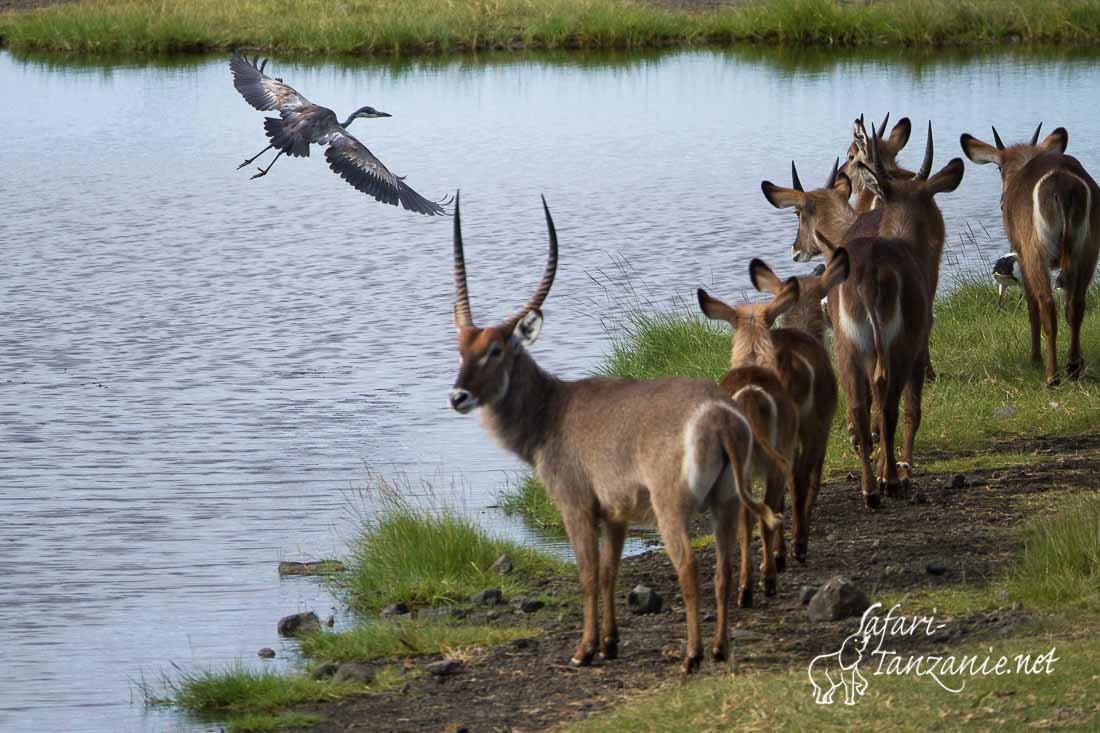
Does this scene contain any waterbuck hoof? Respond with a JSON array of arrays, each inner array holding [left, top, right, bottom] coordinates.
[[569, 649, 595, 667], [599, 638, 619, 661], [775, 554, 787, 573], [763, 577, 777, 597], [1046, 373, 1061, 388], [711, 645, 728, 662], [925, 364, 937, 383], [738, 586, 754, 608], [681, 653, 703, 674], [1068, 359, 1084, 380], [793, 540, 808, 564], [884, 479, 903, 498], [864, 491, 882, 510]]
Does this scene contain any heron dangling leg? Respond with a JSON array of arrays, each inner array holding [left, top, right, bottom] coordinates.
[[251, 150, 284, 180], [238, 143, 274, 170]]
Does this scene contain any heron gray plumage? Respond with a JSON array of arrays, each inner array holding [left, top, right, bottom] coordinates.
[[229, 52, 451, 216]]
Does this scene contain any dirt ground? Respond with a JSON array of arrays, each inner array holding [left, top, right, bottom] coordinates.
[[290, 436, 1099, 732]]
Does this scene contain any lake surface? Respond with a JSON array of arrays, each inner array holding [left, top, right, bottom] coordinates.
[[3, 45, 1099, 732]]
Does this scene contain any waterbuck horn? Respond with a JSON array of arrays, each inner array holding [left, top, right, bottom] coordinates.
[[869, 122, 887, 178], [1030, 122, 1043, 146], [916, 121, 934, 181], [877, 112, 890, 139], [791, 161, 804, 192], [507, 196, 559, 327], [824, 156, 840, 188], [452, 191, 474, 328], [992, 126, 1006, 150]]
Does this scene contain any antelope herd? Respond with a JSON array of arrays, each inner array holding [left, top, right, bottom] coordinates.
[[448, 116, 1099, 673]]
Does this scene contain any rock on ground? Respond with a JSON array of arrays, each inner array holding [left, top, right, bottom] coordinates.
[[277, 611, 321, 637], [627, 584, 663, 614], [334, 662, 375, 684], [490, 554, 513, 574], [806, 577, 869, 621]]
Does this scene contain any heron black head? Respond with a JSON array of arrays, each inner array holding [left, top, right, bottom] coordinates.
[[354, 106, 391, 119]]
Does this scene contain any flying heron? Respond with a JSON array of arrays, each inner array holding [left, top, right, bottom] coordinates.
[[229, 52, 451, 216]]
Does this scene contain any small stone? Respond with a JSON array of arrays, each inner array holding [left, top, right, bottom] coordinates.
[[926, 560, 946, 576], [257, 647, 276, 658], [948, 474, 967, 490], [311, 662, 339, 680], [471, 588, 503, 606], [490, 554, 513, 575], [334, 662, 375, 684], [511, 637, 536, 650], [627, 584, 663, 615], [277, 560, 347, 576], [426, 659, 462, 677], [486, 610, 501, 621], [277, 611, 321, 637], [380, 602, 409, 619], [799, 585, 820, 606], [992, 406, 1017, 419], [968, 478, 988, 487], [807, 577, 869, 622], [519, 598, 544, 613]]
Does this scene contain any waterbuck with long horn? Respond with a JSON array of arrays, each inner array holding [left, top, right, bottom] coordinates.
[[961, 123, 1099, 385], [843, 113, 915, 213], [448, 194, 778, 672]]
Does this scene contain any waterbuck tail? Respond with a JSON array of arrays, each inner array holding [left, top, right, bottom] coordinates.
[[721, 420, 781, 530]]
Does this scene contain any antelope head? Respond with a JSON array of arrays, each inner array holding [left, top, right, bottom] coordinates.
[[843, 112, 913, 193], [697, 271, 800, 370], [449, 193, 558, 415], [762, 159, 855, 262], [750, 252, 850, 340], [854, 121, 964, 237], [960, 123, 1069, 201]]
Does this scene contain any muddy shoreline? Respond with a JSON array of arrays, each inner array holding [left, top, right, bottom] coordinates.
[[287, 436, 1097, 731]]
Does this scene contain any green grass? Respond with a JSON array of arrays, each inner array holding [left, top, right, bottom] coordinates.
[[341, 483, 565, 612], [572, 494, 1100, 733], [5, 0, 1100, 55], [498, 472, 566, 533], [300, 620, 538, 662], [144, 664, 380, 732]]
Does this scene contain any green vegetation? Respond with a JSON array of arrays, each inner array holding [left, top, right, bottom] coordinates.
[[300, 620, 538, 662], [5, 0, 1100, 55], [572, 495, 1100, 732], [499, 472, 565, 533], [340, 486, 565, 612], [144, 663, 378, 732]]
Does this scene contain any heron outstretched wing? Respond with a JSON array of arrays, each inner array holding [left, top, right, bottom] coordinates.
[[324, 131, 451, 216], [230, 52, 311, 112]]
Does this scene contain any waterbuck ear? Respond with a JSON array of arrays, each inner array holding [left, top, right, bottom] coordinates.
[[855, 161, 886, 200], [960, 134, 1001, 165], [925, 158, 965, 195], [834, 171, 852, 199], [1039, 127, 1068, 154], [761, 181, 804, 209], [697, 288, 738, 324], [821, 247, 850, 291], [887, 117, 912, 152], [513, 309, 543, 347], [764, 277, 800, 324], [749, 258, 784, 295]]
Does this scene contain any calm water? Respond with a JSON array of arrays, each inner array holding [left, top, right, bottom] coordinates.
[[3, 45, 1099, 732]]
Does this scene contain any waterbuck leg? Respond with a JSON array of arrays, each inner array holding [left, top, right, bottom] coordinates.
[[1065, 269, 1091, 379], [251, 150, 285, 179], [1025, 288, 1042, 365], [238, 143, 273, 169], [899, 360, 924, 492], [711, 497, 738, 661], [659, 507, 702, 673], [598, 519, 627, 660], [562, 506, 600, 667], [736, 502, 754, 608]]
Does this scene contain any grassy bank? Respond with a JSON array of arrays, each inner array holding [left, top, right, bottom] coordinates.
[[571, 493, 1100, 732], [5, 0, 1100, 55], [503, 277, 1100, 529]]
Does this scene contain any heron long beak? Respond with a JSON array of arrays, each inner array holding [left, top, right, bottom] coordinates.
[[372, 111, 392, 118]]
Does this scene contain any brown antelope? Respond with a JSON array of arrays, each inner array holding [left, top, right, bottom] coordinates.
[[696, 279, 801, 608], [843, 113, 915, 213], [961, 123, 1100, 385], [749, 255, 847, 560], [448, 194, 779, 672]]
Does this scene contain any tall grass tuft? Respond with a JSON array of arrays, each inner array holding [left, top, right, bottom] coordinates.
[[341, 477, 565, 611], [499, 472, 565, 533], [1009, 494, 1100, 609]]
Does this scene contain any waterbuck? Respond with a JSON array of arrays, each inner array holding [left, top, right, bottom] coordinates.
[[448, 194, 777, 672], [843, 113, 914, 213], [697, 276, 801, 606], [961, 123, 1100, 385]]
